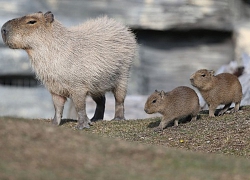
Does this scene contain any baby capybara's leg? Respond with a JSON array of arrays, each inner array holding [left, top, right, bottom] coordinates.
[[51, 93, 66, 125], [229, 102, 240, 114], [154, 118, 169, 131], [91, 95, 106, 122], [190, 114, 197, 121], [218, 103, 231, 116], [174, 119, 179, 126], [208, 104, 217, 117]]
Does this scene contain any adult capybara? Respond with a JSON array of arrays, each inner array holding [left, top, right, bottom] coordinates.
[[144, 86, 200, 131], [190, 69, 242, 117], [1, 11, 138, 129]]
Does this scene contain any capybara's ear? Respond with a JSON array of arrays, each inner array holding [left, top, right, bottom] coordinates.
[[160, 90, 165, 98], [155, 89, 158, 92], [209, 70, 215, 76], [44, 11, 54, 24], [37, 11, 42, 13]]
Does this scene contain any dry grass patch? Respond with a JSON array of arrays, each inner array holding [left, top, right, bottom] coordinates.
[[0, 106, 250, 179]]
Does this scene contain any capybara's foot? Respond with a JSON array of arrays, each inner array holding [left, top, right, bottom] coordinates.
[[91, 117, 102, 122], [88, 121, 94, 126], [153, 126, 163, 132], [229, 108, 238, 114], [208, 113, 215, 118], [75, 123, 90, 130], [91, 115, 103, 122], [91, 112, 104, 122], [86, 117, 93, 126], [218, 110, 225, 116], [51, 119, 60, 126], [190, 116, 197, 121], [112, 117, 125, 120]]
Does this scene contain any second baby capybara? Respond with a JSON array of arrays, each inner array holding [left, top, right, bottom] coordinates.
[[190, 69, 242, 117]]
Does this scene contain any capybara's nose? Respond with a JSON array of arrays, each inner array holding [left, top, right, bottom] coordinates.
[[1, 25, 7, 35], [190, 78, 194, 85], [1, 25, 8, 42], [190, 74, 194, 80], [1, 28, 6, 35]]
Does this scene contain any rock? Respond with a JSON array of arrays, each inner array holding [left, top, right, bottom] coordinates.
[[234, 21, 250, 62], [0, 0, 243, 31]]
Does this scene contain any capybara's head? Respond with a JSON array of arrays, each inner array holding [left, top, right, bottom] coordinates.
[[144, 90, 166, 114], [1, 11, 54, 49], [190, 69, 215, 91]]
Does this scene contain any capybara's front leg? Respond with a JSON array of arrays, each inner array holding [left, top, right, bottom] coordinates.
[[208, 104, 216, 117], [154, 117, 169, 131], [72, 92, 90, 130], [76, 111, 90, 130], [51, 93, 67, 125]]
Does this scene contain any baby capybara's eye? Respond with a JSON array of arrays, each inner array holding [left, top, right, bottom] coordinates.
[[27, 21, 37, 24]]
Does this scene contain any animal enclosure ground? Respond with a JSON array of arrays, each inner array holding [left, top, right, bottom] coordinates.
[[60, 106, 250, 157], [0, 106, 250, 179]]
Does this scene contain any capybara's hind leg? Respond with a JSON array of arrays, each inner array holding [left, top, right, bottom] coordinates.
[[51, 93, 67, 125], [190, 115, 197, 121], [229, 102, 240, 114], [218, 103, 231, 116], [91, 95, 106, 122], [112, 86, 126, 120]]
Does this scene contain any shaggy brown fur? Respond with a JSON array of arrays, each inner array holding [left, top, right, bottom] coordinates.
[[190, 69, 242, 117], [1, 11, 137, 129], [144, 86, 200, 131]]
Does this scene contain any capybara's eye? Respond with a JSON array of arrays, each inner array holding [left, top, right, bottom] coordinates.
[[152, 99, 157, 103], [27, 20, 37, 24], [201, 74, 206, 77]]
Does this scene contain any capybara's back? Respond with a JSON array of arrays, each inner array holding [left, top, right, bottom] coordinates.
[[66, 17, 136, 94]]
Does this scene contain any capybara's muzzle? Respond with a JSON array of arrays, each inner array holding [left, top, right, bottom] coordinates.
[[1, 22, 9, 43]]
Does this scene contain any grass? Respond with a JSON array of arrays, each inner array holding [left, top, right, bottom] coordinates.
[[0, 106, 250, 179], [60, 106, 250, 157]]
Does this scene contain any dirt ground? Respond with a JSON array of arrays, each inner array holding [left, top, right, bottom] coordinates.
[[0, 106, 250, 179], [61, 106, 250, 158]]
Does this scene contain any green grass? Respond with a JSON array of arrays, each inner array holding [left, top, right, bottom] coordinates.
[[0, 106, 250, 179]]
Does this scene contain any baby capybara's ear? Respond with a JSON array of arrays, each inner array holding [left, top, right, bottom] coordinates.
[[44, 11, 54, 24], [208, 70, 215, 76], [160, 90, 165, 98]]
